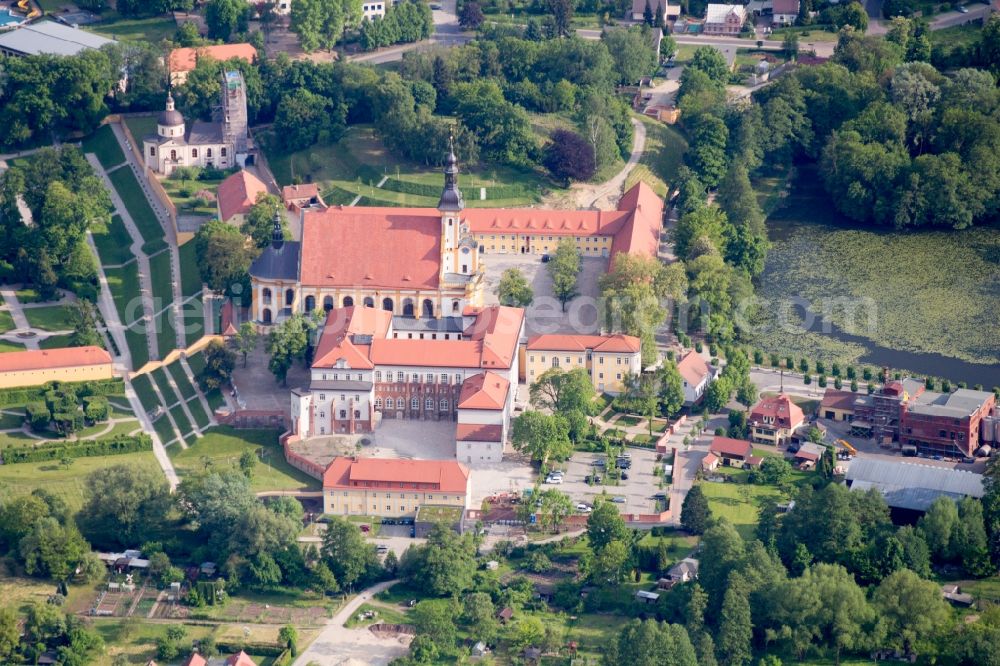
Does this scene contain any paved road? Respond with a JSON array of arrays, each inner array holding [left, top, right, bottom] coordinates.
[[930, 4, 992, 29], [292, 580, 409, 666], [582, 117, 646, 208]]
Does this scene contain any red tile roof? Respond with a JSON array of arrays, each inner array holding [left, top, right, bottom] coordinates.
[[218, 170, 268, 223], [282, 183, 320, 204], [0, 346, 111, 373], [181, 654, 208, 666], [526, 333, 640, 354], [168, 44, 257, 74], [322, 457, 470, 494], [300, 207, 442, 290], [709, 436, 752, 459], [456, 423, 504, 442], [458, 371, 510, 410], [702, 452, 719, 467], [609, 181, 664, 266], [224, 651, 257, 666], [676, 350, 713, 387], [772, 0, 799, 13], [750, 394, 805, 430], [312, 306, 393, 370]]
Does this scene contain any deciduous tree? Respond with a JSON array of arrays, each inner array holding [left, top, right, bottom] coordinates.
[[497, 267, 535, 307]]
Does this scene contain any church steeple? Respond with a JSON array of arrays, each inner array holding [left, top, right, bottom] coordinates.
[[437, 136, 464, 212], [271, 209, 284, 250]]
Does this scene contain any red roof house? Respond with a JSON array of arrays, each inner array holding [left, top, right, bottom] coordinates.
[[749, 394, 805, 445], [457, 371, 510, 411], [217, 170, 269, 224], [322, 457, 470, 495], [709, 436, 753, 462], [181, 654, 208, 666], [224, 652, 257, 666]]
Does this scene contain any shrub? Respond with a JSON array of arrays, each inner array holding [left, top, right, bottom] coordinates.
[[695, 341, 703, 353], [84, 396, 109, 422], [803, 374, 812, 385], [846, 366, 856, 380], [25, 402, 49, 431], [714, 427, 725, 436], [2, 434, 152, 464], [815, 360, 826, 375], [753, 350, 764, 364], [817, 376, 827, 388]]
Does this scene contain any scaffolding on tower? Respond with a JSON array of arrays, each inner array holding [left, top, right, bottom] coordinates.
[[220, 70, 250, 161]]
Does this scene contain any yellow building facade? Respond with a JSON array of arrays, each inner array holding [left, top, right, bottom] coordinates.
[[525, 334, 642, 395], [0, 347, 114, 389]]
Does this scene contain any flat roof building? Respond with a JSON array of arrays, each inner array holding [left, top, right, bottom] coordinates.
[[845, 457, 984, 513], [0, 20, 113, 57]]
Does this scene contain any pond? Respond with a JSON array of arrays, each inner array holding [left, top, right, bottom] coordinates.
[[750, 165, 1000, 387]]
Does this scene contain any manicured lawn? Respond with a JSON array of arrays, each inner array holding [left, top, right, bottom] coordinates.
[[92, 214, 135, 266], [206, 387, 225, 411], [626, 115, 688, 197], [187, 395, 211, 429], [130, 373, 160, 415], [124, 326, 149, 368], [169, 426, 319, 491], [167, 361, 197, 400], [698, 478, 787, 540], [0, 311, 15, 334], [124, 115, 158, 144], [161, 174, 224, 216], [108, 166, 164, 245], [14, 287, 51, 303], [155, 309, 177, 358], [187, 350, 207, 376], [0, 450, 162, 511], [180, 297, 206, 345], [81, 124, 125, 169], [169, 403, 194, 437], [0, 411, 24, 429], [151, 367, 179, 406], [344, 602, 409, 629], [24, 304, 76, 332], [148, 250, 174, 311], [88, 14, 177, 42], [39, 334, 77, 349], [0, 340, 27, 353], [178, 240, 203, 297], [263, 124, 548, 208], [105, 262, 143, 326], [152, 413, 177, 445], [770, 25, 840, 42]]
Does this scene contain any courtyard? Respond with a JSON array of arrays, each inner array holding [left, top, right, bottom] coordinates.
[[481, 253, 607, 338]]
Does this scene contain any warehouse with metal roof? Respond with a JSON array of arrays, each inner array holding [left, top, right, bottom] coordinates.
[[845, 458, 984, 513], [0, 20, 113, 57]]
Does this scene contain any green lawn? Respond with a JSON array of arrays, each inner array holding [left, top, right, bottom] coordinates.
[[770, 25, 840, 43], [81, 124, 126, 170], [124, 115, 158, 144], [130, 373, 160, 415], [178, 240, 203, 297], [0, 450, 162, 511], [23, 304, 76, 332], [148, 250, 174, 311], [108, 166, 164, 245], [39, 334, 77, 350], [206, 388, 225, 411], [0, 411, 24, 429], [626, 115, 688, 198], [151, 367, 179, 407], [88, 14, 177, 42], [124, 326, 149, 369], [928, 22, 982, 48], [161, 175, 224, 216], [0, 340, 27, 353], [152, 413, 177, 445], [169, 403, 194, 438], [14, 287, 51, 303], [105, 256, 144, 327], [169, 427, 319, 492], [92, 214, 136, 267], [698, 478, 787, 540], [263, 124, 548, 208], [0, 311, 15, 334], [167, 361, 197, 400], [187, 350, 207, 376], [155, 309, 178, 358], [187, 395, 211, 429], [180, 297, 206, 345]]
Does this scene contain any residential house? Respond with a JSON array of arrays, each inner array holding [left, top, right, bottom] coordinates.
[[180, 654, 207, 666], [793, 442, 825, 464], [525, 334, 642, 395], [748, 394, 805, 446], [321, 456, 471, 517], [771, 0, 799, 25], [701, 451, 720, 472], [676, 350, 716, 405], [709, 436, 753, 465], [704, 4, 748, 35], [630, 0, 681, 22], [0, 346, 113, 389], [226, 652, 258, 666], [218, 169, 269, 226], [168, 43, 257, 85], [667, 557, 699, 582]]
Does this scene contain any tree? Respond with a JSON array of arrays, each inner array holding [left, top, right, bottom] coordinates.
[[549, 0, 574, 37], [497, 268, 534, 307], [590, 538, 631, 583], [69, 301, 102, 348], [239, 449, 257, 479], [410, 598, 458, 650], [200, 340, 236, 391], [77, 465, 171, 550], [538, 488, 574, 533], [603, 26, 659, 85], [292, 0, 362, 51], [689, 114, 729, 188], [242, 193, 285, 248], [0, 608, 18, 664], [510, 411, 573, 464], [643, 0, 654, 25], [659, 361, 685, 420], [718, 575, 753, 666], [919, 495, 959, 561], [279, 625, 298, 655], [234, 321, 258, 368], [266, 314, 313, 385], [718, 163, 769, 278], [953, 497, 992, 576], [402, 524, 477, 597], [699, 520, 745, 610], [458, 1, 484, 29], [462, 592, 499, 643], [689, 46, 730, 82], [756, 457, 792, 486], [529, 367, 596, 414], [543, 129, 596, 184], [194, 219, 256, 297], [681, 485, 712, 535], [19, 517, 88, 580], [548, 238, 581, 311], [872, 569, 952, 657], [320, 516, 379, 591], [586, 499, 630, 552], [273, 88, 346, 153], [205, 0, 250, 40], [782, 31, 799, 60]]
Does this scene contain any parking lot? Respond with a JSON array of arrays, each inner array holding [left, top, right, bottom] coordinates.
[[548, 448, 662, 515]]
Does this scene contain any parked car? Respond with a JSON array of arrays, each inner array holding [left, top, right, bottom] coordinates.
[[376, 545, 389, 554], [620, 471, 629, 480], [958, 5, 969, 12], [545, 475, 563, 484], [541, 254, 550, 262], [611, 496, 627, 503], [593, 458, 607, 468], [576, 503, 592, 513]]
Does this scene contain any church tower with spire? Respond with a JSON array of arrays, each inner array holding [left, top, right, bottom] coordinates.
[[438, 138, 478, 282]]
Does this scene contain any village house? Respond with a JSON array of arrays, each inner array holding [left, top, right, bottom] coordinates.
[[630, 0, 681, 22], [524, 334, 642, 395], [748, 393, 805, 446], [771, 0, 800, 25], [217, 169, 269, 225], [321, 456, 470, 517], [704, 3, 748, 35], [676, 350, 717, 405], [708, 436, 755, 466]]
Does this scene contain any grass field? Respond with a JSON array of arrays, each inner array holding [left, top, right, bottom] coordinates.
[[169, 427, 319, 491], [131, 373, 160, 415], [81, 124, 126, 169], [167, 361, 197, 400], [626, 116, 688, 198], [38, 334, 76, 349], [124, 115, 158, 143], [264, 125, 549, 208], [151, 367, 178, 406], [88, 14, 177, 43], [0, 311, 15, 334], [187, 395, 211, 429], [169, 403, 193, 437], [698, 477, 788, 540], [770, 25, 840, 43], [105, 262, 143, 326], [0, 340, 27, 353], [92, 215, 135, 267], [23, 304, 76, 332], [152, 412, 176, 445], [108, 166, 164, 245], [155, 309, 178, 358], [0, 450, 162, 511], [753, 171, 1000, 370], [123, 326, 149, 368], [148, 250, 174, 311], [928, 21, 982, 48], [178, 240, 202, 297]]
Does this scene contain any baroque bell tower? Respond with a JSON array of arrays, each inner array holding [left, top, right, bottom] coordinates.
[[439, 138, 478, 278]]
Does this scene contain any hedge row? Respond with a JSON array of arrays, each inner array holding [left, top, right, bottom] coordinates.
[[2, 434, 152, 464], [214, 641, 285, 658], [0, 378, 124, 408], [380, 178, 440, 198], [483, 183, 535, 200]]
